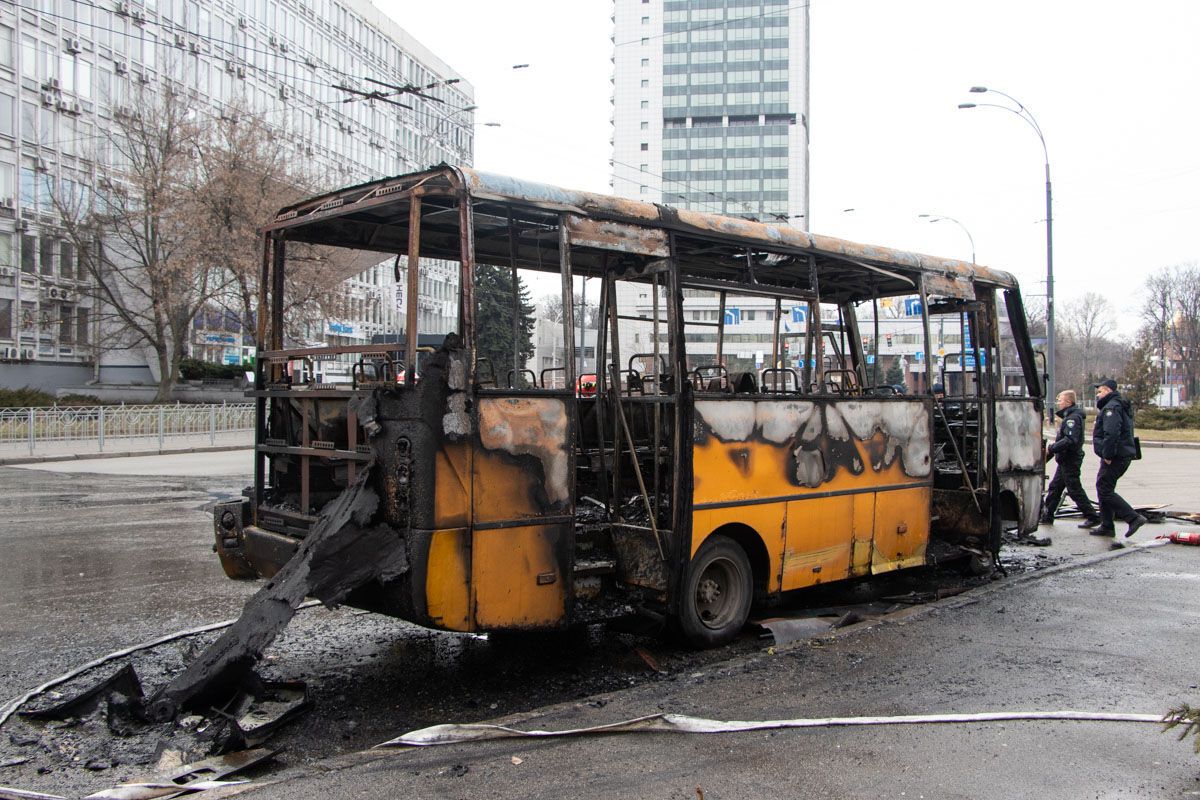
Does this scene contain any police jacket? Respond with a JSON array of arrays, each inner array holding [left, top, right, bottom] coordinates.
[[1048, 403, 1087, 462], [1092, 391, 1138, 460]]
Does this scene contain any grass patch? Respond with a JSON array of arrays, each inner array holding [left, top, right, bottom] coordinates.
[[1138, 428, 1200, 443]]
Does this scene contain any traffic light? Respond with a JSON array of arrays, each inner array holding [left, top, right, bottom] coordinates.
[[885, 333, 893, 347]]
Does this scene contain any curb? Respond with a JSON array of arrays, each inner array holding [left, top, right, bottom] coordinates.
[[0, 444, 252, 466], [1139, 440, 1200, 450], [1041, 429, 1200, 450]]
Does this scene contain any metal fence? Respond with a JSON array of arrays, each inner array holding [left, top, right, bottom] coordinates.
[[0, 403, 254, 455]]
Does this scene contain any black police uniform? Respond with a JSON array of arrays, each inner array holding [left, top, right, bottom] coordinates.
[[1092, 390, 1140, 532], [1040, 402, 1099, 524]]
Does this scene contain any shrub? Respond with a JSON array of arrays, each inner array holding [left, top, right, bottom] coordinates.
[[57, 393, 103, 406], [0, 388, 104, 407], [179, 358, 247, 381], [1163, 704, 1200, 754], [0, 387, 57, 407], [1135, 405, 1200, 430]]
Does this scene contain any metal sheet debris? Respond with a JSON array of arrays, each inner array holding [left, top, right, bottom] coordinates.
[[233, 682, 309, 747], [753, 618, 833, 646], [0, 787, 68, 800], [146, 467, 395, 720], [19, 666, 143, 722], [81, 779, 248, 800]]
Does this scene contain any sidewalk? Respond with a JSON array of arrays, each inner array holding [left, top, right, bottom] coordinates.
[[0, 431, 252, 465]]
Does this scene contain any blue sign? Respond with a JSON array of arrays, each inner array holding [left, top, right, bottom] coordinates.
[[963, 351, 987, 369], [914, 350, 923, 362], [327, 322, 355, 335], [867, 355, 875, 365], [724, 308, 741, 325], [904, 297, 923, 317], [791, 306, 808, 324]]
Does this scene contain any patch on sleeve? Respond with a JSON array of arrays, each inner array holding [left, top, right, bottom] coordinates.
[[1105, 410, 1113, 416], [1067, 420, 1075, 427]]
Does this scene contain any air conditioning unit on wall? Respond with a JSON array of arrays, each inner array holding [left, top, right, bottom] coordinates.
[[1, 347, 19, 359]]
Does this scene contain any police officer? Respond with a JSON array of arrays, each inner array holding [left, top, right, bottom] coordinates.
[[1040, 389, 1101, 527], [1091, 378, 1146, 546]]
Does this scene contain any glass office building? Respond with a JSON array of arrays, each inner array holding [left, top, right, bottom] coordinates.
[[611, 0, 808, 222], [611, 0, 810, 374]]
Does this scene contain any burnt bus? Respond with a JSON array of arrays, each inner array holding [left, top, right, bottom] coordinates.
[[213, 166, 1045, 647]]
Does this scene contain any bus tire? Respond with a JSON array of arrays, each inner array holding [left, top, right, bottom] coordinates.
[[676, 534, 753, 648]]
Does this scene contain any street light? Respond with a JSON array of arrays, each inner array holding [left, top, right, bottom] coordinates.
[[958, 86, 1055, 422], [918, 213, 976, 264]]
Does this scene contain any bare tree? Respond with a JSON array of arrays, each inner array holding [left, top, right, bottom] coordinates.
[[1141, 263, 1200, 400], [539, 292, 600, 327], [1061, 292, 1115, 387], [191, 106, 346, 348], [53, 84, 214, 401]]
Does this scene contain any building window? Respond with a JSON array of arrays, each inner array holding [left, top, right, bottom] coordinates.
[[640, 163, 648, 171], [39, 237, 55, 277], [640, 142, 648, 151], [640, 121, 649, 130], [20, 100, 36, 144], [640, 100, 648, 109], [640, 79, 649, 88], [0, 299, 11, 340], [0, 233, 10, 266], [0, 93, 13, 138], [0, 25, 12, 69], [640, 58, 649, 67], [76, 307, 89, 345], [20, 234, 34, 273], [60, 306, 73, 343], [19, 166, 34, 209], [641, 16, 650, 24], [59, 241, 74, 281]]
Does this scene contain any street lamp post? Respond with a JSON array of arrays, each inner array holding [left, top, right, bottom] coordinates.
[[958, 87, 1055, 422], [918, 213, 976, 264]]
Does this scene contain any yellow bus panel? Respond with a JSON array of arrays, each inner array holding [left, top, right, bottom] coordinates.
[[472, 524, 568, 629], [424, 528, 472, 631]]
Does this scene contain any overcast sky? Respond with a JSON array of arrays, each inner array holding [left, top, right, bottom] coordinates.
[[384, 1, 1199, 338]]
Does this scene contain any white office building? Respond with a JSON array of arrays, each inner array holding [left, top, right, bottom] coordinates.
[[0, 0, 472, 389]]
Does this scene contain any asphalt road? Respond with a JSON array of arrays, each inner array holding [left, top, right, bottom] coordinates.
[[0, 448, 1197, 797], [244, 543, 1200, 800]]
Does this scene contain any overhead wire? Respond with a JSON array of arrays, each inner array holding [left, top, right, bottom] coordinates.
[[31, 0, 475, 122], [28, 0, 817, 218]]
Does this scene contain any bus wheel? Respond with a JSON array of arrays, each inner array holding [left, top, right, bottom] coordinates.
[[677, 535, 752, 648]]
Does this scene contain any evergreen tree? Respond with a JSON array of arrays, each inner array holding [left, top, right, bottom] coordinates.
[[474, 265, 535, 386], [883, 358, 905, 388], [1122, 333, 1158, 412]]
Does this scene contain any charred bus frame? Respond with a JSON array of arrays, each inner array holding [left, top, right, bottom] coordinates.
[[213, 165, 1046, 647]]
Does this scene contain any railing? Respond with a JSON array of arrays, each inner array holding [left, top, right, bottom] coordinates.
[[0, 403, 255, 456]]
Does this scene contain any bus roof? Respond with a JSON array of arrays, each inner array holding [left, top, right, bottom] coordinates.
[[269, 165, 1019, 303]]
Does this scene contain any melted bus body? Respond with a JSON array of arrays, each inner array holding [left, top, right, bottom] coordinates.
[[213, 167, 1046, 646]]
